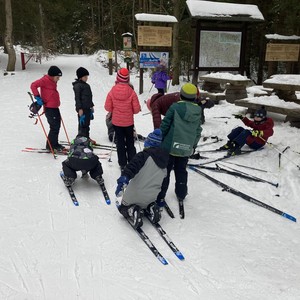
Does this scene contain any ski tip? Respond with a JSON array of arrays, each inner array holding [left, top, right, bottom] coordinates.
[[106, 199, 111, 205], [74, 202, 79, 206], [283, 213, 297, 222], [159, 256, 168, 265], [176, 252, 185, 260]]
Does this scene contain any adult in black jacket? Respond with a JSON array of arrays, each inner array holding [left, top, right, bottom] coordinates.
[[72, 67, 94, 138]]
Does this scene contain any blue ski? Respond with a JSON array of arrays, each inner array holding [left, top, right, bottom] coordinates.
[[60, 172, 79, 206]]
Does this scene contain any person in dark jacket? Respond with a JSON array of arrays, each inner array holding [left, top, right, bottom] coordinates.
[[157, 83, 202, 207], [61, 135, 104, 187], [72, 67, 94, 138], [219, 106, 274, 156], [115, 129, 169, 229], [147, 90, 214, 129]]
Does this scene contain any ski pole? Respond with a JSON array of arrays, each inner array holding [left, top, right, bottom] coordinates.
[[60, 115, 70, 145], [134, 126, 142, 152], [217, 163, 279, 188], [260, 137, 300, 170], [279, 146, 290, 169], [108, 131, 115, 162], [28, 92, 56, 159], [141, 84, 154, 111]]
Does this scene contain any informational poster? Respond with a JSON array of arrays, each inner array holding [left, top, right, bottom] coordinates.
[[123, 36, 132, 50], [138, 26, 172, 47], [199, 31, 242, 68], [265, 43, 300, 61], [139, 51, 169, 68]]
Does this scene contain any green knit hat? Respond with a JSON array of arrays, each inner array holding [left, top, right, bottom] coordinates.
[[180, 83, 197, 101]]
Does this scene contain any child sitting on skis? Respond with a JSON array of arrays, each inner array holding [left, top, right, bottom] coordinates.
[[61, 134, 104, 186], [115, 129, 169, 229], [219, 106, 274, 156]]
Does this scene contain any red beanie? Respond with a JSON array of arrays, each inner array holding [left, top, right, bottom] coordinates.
[[116, 68, 129, 83]]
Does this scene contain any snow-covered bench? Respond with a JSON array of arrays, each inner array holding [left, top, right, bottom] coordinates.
[[234, 95, 300, 127], [263, 74, 300, 102], [200, 73, 251, 103]]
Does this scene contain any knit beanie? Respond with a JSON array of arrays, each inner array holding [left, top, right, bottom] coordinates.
[[76, 67, 89, 79], [254, 106, 267, 118], [48, 66, 62, 77], [144, 129, 162, 148], [180, 83, 197, 101], [116, 68, 129, 83]]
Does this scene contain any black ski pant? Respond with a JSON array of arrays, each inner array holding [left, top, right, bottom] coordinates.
[[78, 108, 92, 138], [113, 125, 136, 167], [62, 156, 103, 180], [45, 108, 61, 149], [157, 155, 189, 201]]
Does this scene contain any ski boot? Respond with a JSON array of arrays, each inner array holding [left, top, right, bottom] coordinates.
[[145, 202, 161, 224], [128, 205, 144, 229]]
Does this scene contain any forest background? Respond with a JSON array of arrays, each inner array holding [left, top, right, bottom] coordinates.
[[0, 0, 299, 84]]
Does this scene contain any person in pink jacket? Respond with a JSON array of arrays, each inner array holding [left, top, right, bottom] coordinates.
[[105, 68, 141, 171], [30, 66, 64, 151]]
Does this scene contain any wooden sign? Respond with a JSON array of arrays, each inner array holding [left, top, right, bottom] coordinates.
[[138, 26, 172, 47], [265, 43, 300, 62]]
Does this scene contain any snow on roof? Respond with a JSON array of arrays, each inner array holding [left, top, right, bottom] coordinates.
[[135, 13, 178, 23], [186, 0, 264, 22], [265, 34, 300, 40], [121, 32, 133, 36]]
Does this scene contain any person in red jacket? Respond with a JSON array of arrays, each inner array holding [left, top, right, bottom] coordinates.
[[30, 66, 64, 151], [104, 68, 141, 171], [219, 106, 274, 156]]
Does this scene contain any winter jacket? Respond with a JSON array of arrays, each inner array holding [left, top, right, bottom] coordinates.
[[151, 71, 170, 89], [150, 92, 180, 128], [72, 80, 94, 112], [68, 137, 96, 160], [105, 83, 141, 127], [160, 100, 202, 157], [30, 75, 60, 108], [150, 92, 214, 128], [242, 117, 274, 146], [121, 147, 169, 208]]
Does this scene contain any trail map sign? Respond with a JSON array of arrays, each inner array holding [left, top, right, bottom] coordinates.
[[138, 26, 172, 47], [199, 31, 242, 68]]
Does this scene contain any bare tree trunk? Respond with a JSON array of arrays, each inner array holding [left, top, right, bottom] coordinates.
[[110, 0, 117, 71], [171, 0, 181, 85], [4, 0, 16, 72], [39, 3, 47, 52]]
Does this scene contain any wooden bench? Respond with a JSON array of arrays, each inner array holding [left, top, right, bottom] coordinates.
[[234, 96, 300, 128], [200, 73, 251, 103], [263, 74, 300, 102]]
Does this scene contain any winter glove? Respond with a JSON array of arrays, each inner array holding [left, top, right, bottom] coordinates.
[[252, 130, 263, 137], [34, 96, 43, 106], [115, 176, 129, 197], [79, 114, 86, 126], [233, 114, 243, 120]]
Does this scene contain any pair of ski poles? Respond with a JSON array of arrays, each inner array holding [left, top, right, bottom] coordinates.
[[28, 92, 70, 159]]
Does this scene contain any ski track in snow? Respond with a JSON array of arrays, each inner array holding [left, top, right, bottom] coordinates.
[[0, 50, 300, 299]]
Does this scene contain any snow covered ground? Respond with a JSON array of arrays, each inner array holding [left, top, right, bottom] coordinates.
[[1, 51, 300, 300]]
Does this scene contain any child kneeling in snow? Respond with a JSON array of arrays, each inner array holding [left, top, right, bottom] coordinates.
[[61, 135, 104, 186], [115, 129, 169, 229]]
